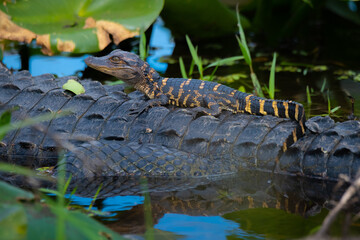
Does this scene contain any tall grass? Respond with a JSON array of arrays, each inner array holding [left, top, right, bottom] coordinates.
[[235, 5, 264, 97], [182, 35, 244, 81]]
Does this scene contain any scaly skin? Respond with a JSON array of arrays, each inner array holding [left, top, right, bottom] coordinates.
[[85, 50, 306, 150]]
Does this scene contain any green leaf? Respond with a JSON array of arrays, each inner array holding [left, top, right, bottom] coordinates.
[[106, 80, 124, 86], [62, 79, 85, 95], [0, 204, 27, 240], [268, 52, 277, 99], [0, 0, 164, 55], [0, 181, 34, 202], [205, 56, 244, 69], [238, 86, 246, 93]]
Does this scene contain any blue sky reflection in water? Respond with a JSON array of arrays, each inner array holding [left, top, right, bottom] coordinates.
[[155, 213, 263, 240]]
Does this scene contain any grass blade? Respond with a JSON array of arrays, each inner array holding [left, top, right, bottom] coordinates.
[[88, 184, 102, 211], [330, 106, 341, 113], [188, 59, 195, 77], [140, 29, 147, 61], [320, 79, 326, 93], [179, 57, 188, 79], [236, 6, 252, 67], [306, 85, 312, 104], [185, 35, 200, 65], [205, 56, 244, 69], [250, 72, 264, 98], [208, 64, 219, 82], [268, 52, 277, 99], [185, 35, 203, 79], [236, 36, 252, 67], [56, 152, 66, 240]]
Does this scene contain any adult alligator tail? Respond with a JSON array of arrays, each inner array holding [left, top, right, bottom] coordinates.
[[85, 50, 306, 138]]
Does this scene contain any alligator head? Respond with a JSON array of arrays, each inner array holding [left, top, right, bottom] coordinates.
[[85, 49, 161, 87]]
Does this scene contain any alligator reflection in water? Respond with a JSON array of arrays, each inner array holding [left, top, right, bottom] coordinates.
[[67, 170, 357, 237]]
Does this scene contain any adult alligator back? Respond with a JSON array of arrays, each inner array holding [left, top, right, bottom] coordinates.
[[0, 62, 359, 180]]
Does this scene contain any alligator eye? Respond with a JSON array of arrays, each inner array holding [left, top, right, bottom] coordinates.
[[110, 56, 121, 62]]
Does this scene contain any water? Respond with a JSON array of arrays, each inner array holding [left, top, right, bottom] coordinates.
[[3, 17, 360, 239]]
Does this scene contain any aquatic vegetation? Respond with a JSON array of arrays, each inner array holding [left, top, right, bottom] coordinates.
[[0, 0, 163, 55]]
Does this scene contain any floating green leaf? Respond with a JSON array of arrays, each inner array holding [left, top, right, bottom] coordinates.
[[0, 0, 163, 55], [62, 79, 85, 95]]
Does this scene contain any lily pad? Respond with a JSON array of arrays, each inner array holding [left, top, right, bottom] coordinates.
[[0, 0, 163, 55]]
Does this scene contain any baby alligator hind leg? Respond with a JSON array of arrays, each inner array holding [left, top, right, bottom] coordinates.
[[191, 95, 222, 116]]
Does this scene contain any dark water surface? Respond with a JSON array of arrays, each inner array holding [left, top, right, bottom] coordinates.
[[3, 18, 360, 239]]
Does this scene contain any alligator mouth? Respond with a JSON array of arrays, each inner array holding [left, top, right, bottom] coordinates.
[[84, 56, 101, 69]]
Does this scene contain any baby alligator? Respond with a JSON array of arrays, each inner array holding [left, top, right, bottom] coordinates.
[[85, 50, 306, 148]]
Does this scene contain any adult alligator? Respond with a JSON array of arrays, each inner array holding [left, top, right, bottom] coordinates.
[[0, 52, 359, 181]]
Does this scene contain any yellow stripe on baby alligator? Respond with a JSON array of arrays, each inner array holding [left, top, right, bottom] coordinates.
[[161, 78, 168, 86], [292, 128, 298, 143], [179, 80, 185, 89], [259, 99, 267, 115], [272, 101, 279, 117], [283, 102, 289, 118], [160, 78, 168, 91], [208, 101, 216, 109], [199, 81, 205, 90], [213, 83, 221, 91], [282, 141, 287, 152], [183, 94, 191, 106], [299, 119, 305, 134], [185, 79, 192, 85], [245, 94, 253, 114], [295, 104, 299, 121], [230, 89, 237, 97], [175, 88, 184, 106]]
